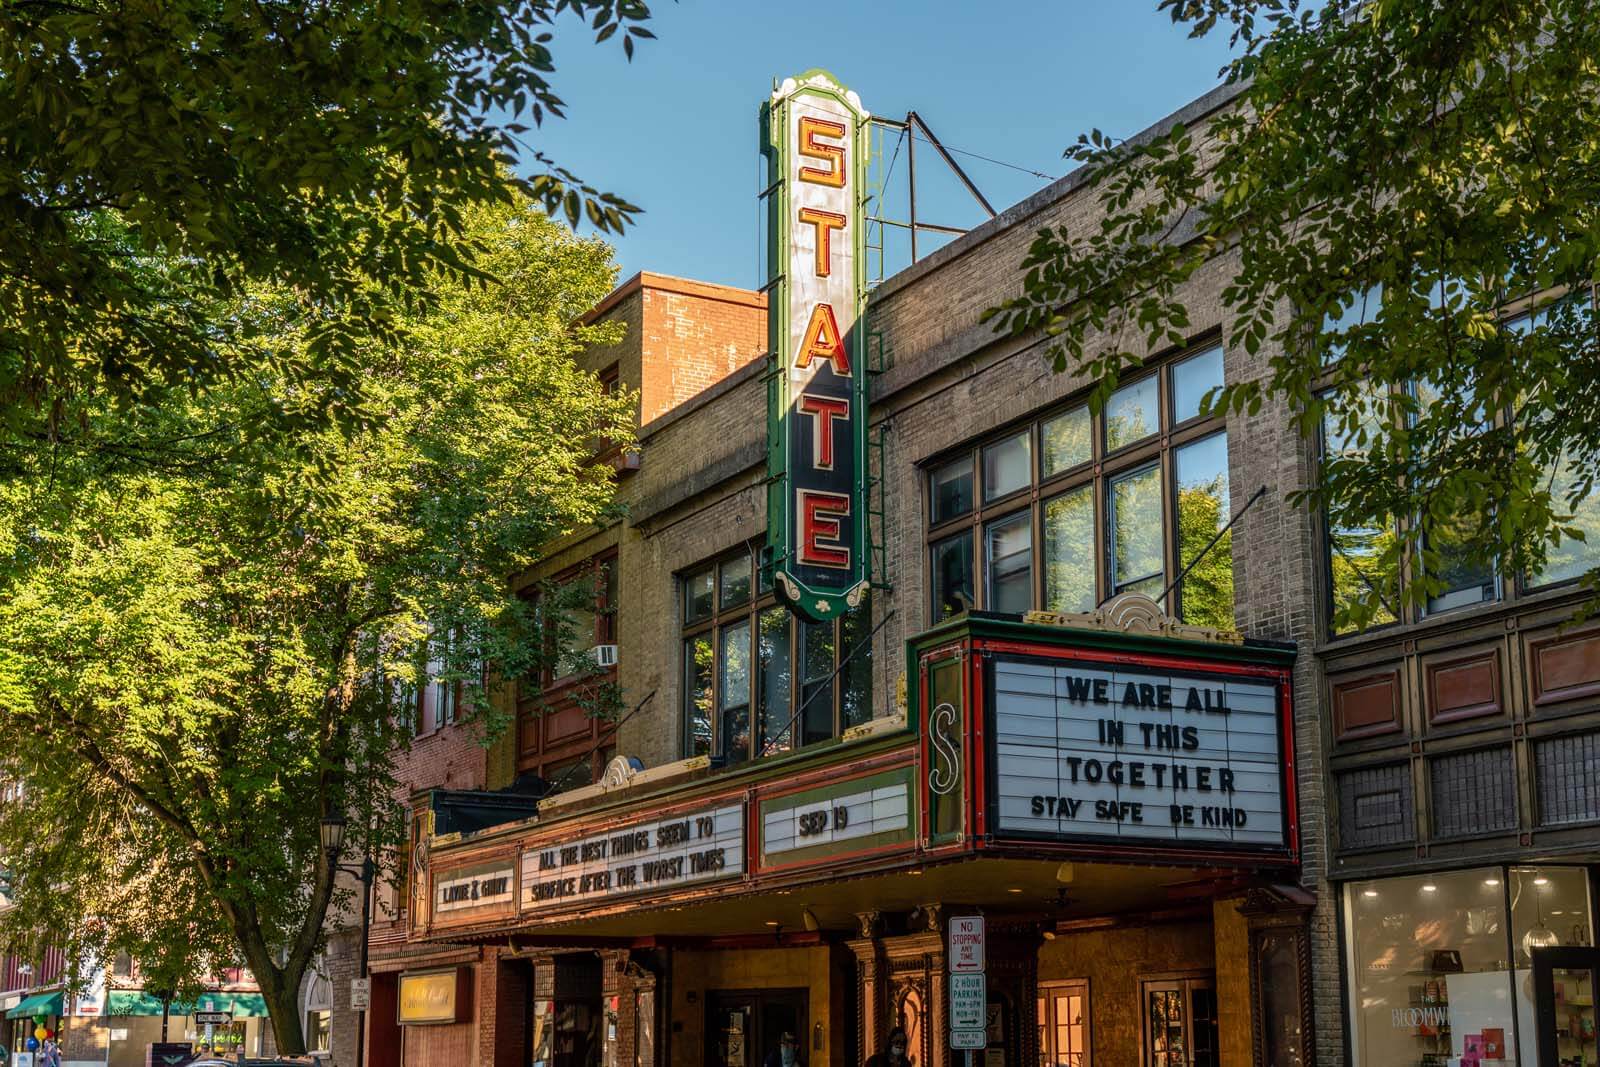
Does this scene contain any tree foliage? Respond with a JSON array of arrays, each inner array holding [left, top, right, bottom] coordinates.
[[985, 0, 1600, 630], [0, 0, 652, 432], [0, 199, 633, 1052]]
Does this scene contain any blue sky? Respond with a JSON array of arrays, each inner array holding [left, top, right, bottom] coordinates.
[[523, 2, 1235, 290]]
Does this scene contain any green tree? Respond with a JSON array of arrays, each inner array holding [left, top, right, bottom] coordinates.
[[986, 0, 1600, 630], [0, 198, 634, 1053], [0, 0, 652, 431]]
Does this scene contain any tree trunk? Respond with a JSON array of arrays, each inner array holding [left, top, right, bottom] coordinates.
[[257, 961, 309, 1055], [231, 924, 310, 1056]]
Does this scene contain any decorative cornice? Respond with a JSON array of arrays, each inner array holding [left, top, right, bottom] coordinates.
[[1024, 592, 1244, 646]]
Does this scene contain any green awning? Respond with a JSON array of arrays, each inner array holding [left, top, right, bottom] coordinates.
[[6, 991, 63, 1019], [193, 992, 268, 1018], [105, 991, 168, 1016], [104, 990, 270, 1018]]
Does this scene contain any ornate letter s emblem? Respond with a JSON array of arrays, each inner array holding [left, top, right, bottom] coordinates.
[[928, 702, 961, 796]]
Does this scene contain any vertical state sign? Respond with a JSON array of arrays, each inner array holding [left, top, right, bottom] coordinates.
[[763, 70, 870, 622]]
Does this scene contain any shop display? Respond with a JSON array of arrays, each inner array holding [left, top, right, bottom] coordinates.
[[1345, 865, 1595, 1065]]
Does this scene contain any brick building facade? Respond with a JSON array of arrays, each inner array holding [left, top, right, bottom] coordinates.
[[347, 73, 1600, 1067]]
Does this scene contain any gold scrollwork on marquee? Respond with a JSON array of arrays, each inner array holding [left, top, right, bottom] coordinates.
[[1024, 592, 1243, 646]]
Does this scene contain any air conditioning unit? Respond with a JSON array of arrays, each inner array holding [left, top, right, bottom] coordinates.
[[590, 644, 619, 669]]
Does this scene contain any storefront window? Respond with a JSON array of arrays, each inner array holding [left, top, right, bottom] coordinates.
[[1344, 865, 1596, 1065], [680, 545, 872, 761], [927, 342, 1226, 624]]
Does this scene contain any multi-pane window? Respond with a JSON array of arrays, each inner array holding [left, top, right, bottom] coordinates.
[[681, 545, 871, 764], [410, 626, 480, 736], [926, 343, 1233, 628], [1320, 302, 1600, 637], [538, 553, 618, 685]]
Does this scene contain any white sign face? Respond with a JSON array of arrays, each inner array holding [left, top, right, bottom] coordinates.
[[949, 973, 987, 1031], [350, 978, 371, 1012], [950, 1028, 986, 1051], [948, 916, 986, 972], [762, 782, 909, 856], [435, 865, 516, 914], [521, 804, 744, 911], [992, 658, 1287, 849]]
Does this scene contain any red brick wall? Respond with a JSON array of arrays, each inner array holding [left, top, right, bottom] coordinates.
[[638, 281, 765, 425], [581, 272, 766, 428]]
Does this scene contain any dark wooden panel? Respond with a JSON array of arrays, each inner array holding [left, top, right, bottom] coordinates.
[[1528, 625, 1600, 708], [1331, 669, 1403, 741], [1425, 647, 1503, 724]]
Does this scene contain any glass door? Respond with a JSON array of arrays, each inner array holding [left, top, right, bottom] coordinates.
[[1140, 975, 1217, 1067], [1534, 947, 1600, 1067], [1037, 980, 1090, 1067], [709, 994, 756, 1067], [706, 989, 808, 1067]]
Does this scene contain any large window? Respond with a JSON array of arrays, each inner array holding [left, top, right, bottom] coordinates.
[[681, 545, 871, 763], [1343, 865, 1595, 1066], [1321, 299, 1600, 637], [926, 343, 1232, 627]]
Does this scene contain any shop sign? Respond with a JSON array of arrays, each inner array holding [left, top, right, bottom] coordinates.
[[760, 776, 910, 860], [520, 803, 744, 912], [948, 916, 985, 972], [434, 862, 516, 915], [991, 657, 1287, 850], [761, 70, 870, 623], [949, 973, 986, 1032], [398, 968, 465, 1026]]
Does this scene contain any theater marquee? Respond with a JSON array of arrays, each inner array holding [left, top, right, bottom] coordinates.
[[991, 658, 1288, 848], [762, 70, 870, 622], [916, 600, 1298, 866]]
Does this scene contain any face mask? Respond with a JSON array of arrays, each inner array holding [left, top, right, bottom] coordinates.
[[781, 1050, 796, 1067], [891, 1046, 906, 1060]]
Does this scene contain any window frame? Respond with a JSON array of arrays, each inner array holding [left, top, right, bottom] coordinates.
[[680, 544, 870, 763], [923, 340, 1229, 626]]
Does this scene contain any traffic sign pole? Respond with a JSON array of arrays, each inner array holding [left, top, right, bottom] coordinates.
[[946, 915, 987, 1053]]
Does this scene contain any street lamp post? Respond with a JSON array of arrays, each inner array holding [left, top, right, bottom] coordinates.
[[321, 816, 376, 1067]]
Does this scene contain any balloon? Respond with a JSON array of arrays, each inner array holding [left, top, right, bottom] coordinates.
[[25, 1037, 38, 1051], [43, 1028, 54, 1040], [31, 1016, 43, 1026], [33, 1026, 45, 1040]]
